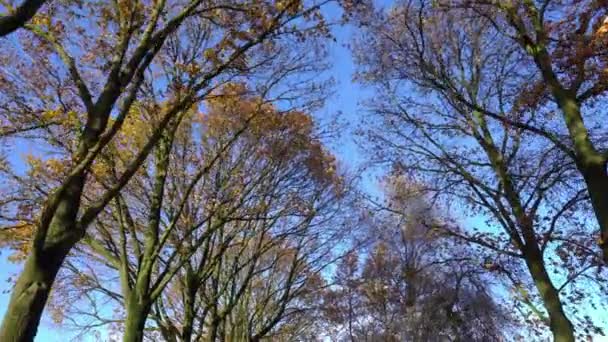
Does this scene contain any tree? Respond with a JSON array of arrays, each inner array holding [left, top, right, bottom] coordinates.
[[439, 0, 608, 263], [148, 89, 352, 341], [0, 0, 46, 36], [0, 0, 334, 340], [323, 175, 517, 341], [44, 83, 353, 341], [351, 1, 607, 340]]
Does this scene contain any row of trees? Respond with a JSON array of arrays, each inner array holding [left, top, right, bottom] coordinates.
[[0, 0, 348, 340], [0, 0, 607, 341], [352, 0, 608, 341]]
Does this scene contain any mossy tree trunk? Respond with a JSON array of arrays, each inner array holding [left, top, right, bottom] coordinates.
[[523, 243, 575, 342], [0, 174, 85, 342], [545, 79, 608, 264], [475, 109, 575, 342], [123, 298, 151, 342]]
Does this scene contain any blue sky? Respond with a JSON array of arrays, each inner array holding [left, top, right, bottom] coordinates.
[[1, 1, 608, 340]]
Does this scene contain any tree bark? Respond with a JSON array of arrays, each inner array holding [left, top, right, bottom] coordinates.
[[579, 159, 608, 264], [123, 299, 151, 342], [0, 239, 75, 342], [180, 283, 196, 342], [553, 90, 608, 263], [0, 0, 47, 36], [523, 245, 575, 342], [0, 175, 85, 342], [533, 48, 608, 263]]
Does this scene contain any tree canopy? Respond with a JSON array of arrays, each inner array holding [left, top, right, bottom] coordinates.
[[0, 0, 607, 341]]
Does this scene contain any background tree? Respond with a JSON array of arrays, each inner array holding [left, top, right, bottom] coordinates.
[[323, 175, 517, 342], [45, 83, 355, 341]]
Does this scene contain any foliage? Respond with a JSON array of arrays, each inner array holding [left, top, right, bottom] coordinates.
[[0, 0, 607, 341]]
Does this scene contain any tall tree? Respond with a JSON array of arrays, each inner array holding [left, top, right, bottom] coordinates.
[[44, 83, 351, 341], [150, 90, 352, 342], [351, 1, 607, 340], [0, 0, 333, 340], [440, 0, 608, 262]]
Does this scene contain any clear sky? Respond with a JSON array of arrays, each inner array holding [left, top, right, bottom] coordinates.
[[1, 1, 607, 341]]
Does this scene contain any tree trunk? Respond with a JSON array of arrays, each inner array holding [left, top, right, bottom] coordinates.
[[0, 0, 47, 37], [181, 286, 197, 342], [123, 299, 151, 342], [0, 175, 84, 342], [557, 94, 608, 263], [581, 163, 608, 263], [0, 240, 74, 342], [208, 323, 219, 342], [534, 52, 608, 263], [524, 245, 575, 342]]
